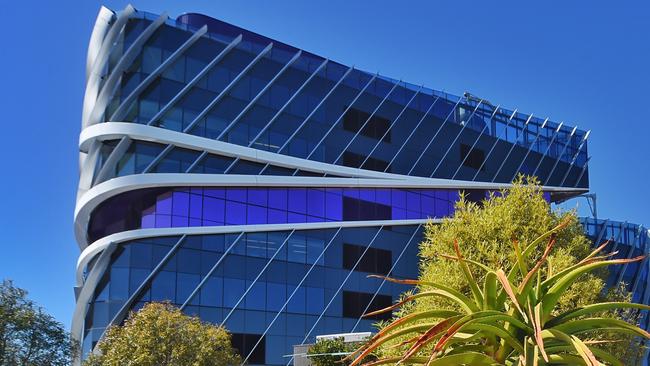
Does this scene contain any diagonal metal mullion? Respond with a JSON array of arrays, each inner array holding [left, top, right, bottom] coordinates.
[[218, 50, 303, 142], [303, 73, 379, 162], [88, 12, 168, 126], [530, 122, 564, 179], [408, 96, 466, 176], [185, 151, 208, 173], [147, 35, 243, 126], [630, 237, 648, 295], [615, 227, 642, 286], [610, 221, 627, 254], [240, 227, 346, 366], [142, 144, 174, 173], [139, 42, 272, 176], [558, 131, 590, 186], [490, 113, 535, 182], [471, 109, 518, 181], [332, 80, 402, 166], [359, 85, 423, 169], [572, 156, 591, 188], [93, 137, 133, 184], [430, 99, 485, 177], [593, 219, 611, 249], [101, 234, 187, 341], [230, 58, 329, 144], [350, 224, 422, 333], [275, 66, 355, 153], [543, 126, 577, 186], [220, 230, 296, 325], [232, 63, 351, 175], [509, 118, 549, 182], [451, 105, 501, 179], [183, 42, 274, 135], [179, 232, 245, 309], [109, 25, 207, 121], [95, 35, 243, 181], [384, 95, 441, 173], [284, 226, 384, 366]]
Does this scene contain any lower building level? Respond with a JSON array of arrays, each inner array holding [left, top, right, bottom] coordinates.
[[78, 216, 648, 365]]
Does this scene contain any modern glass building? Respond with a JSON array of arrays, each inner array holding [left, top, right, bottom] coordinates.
[[73, 5, 647, 365]]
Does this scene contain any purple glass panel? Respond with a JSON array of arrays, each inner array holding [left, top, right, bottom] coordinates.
[[435, 198, 450, 217], [406, 191, 420, 213], [247, 205, 267, 225], [155, 214, 171, 228], [306, 215, 321, 223], [203, 197, 224, 224], [172, 191, 189, 217], [448, 190, 461, 202], [288, 188, 307, 214], [172, 215, 188, 227], [156, 192, 173, 215], [248, 188, 267, 207], [307, 189, 325, 218], [226, 188, 247, 203], [359, 189, 375, 202], [268, 188, 287, 210], [225, 201, 246, 225], [288, 212, 306, 223], [326, 187, 342, 195], [392, 208, 407, 220], [375, 189, 391, 206], [325, 193, 342, 221], [342, 188, 359, 199], [407, 210, 420, 219], [189, 193, 202, 219], [392, 189, 406, 209], [204, 188, 225, 199], [90, 186, 536, 242], [422, 195, 435, 216], [268, 208, 287, 224], [141, 214, 155, 228]]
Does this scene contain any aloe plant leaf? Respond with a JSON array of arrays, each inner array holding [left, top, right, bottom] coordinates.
[[550, 318, 650, 339], [547, 302, 650, 327], [541, 256, 645, 318], [483, 271, 498, 311], [366, 275, 479, 313], [569, 335, 601, 366], [453, 239, 484, 306]]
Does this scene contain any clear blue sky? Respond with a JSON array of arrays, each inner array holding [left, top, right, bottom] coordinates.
[[0, 1, 647, 328]]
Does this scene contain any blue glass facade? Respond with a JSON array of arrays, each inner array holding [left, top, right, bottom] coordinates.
[[74, 5, 650, 366]]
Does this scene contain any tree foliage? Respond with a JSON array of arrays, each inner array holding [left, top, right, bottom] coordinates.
[[0, 279, 75, 366], [84, 302, 241, 366], [308, 337, 374, 366], [357, 178, 645, 364]]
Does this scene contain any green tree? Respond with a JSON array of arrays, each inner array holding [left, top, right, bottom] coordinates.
[[0, 279, 75, 366], [84, 302, 241, 366], [354, 177, 644, 364]]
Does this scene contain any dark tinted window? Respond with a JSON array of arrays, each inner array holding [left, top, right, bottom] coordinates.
[[342, 291, 392, 320], [463, 189, 487, 204], [460, 143, 485, 170], [342, 151, 390, 172], [231, 333, 265, 364], [342, 196, 391, 221], [343, 107, 391, 142], [343, 244, 392, 275]]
